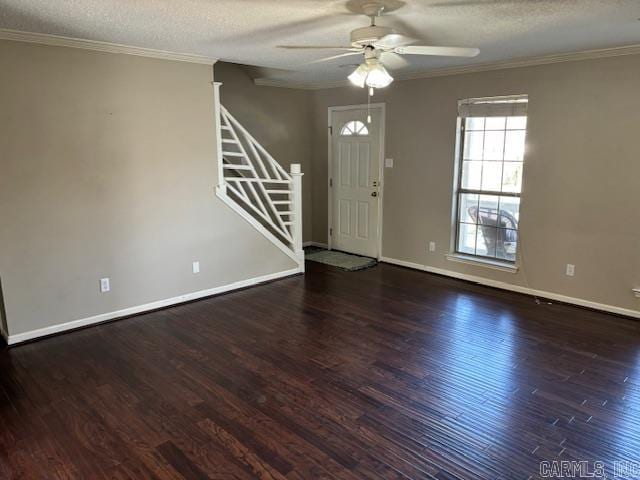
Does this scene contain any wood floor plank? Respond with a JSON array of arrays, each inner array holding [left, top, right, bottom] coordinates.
[[1, 261, 639, 479]]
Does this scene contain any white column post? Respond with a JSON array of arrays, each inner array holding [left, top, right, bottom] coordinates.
[[290, 163, 305, 272], [213, 81, 226, 195]]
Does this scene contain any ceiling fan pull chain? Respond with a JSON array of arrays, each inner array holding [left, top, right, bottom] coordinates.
[[367, 87, 373, 124]]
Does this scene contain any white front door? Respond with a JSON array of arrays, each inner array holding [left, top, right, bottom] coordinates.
[[330, 106, 383, 258]]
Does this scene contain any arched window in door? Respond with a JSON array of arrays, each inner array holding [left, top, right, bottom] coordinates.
[[340, 120, 369, 136]]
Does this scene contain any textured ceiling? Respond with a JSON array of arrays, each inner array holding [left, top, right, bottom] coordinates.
[[1, 0, 639, 86]]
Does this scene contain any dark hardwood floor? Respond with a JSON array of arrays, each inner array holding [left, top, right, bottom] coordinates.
[[1, 261, 639, 479]]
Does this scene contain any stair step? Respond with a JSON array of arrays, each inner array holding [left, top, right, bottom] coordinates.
[[232, 178, 290, 184], [283, 222, 293, 226], [272, 200, 292, 204], [222, 139, 238, 144], [266, 190, 291, 195], [278, 211, 294, 215], [223, 151, 245, 157], [223, 164, 252, 170], [221, 126, 232, 131]]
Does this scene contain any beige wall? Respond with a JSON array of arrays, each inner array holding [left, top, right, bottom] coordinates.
[[214, 62, 313, 242], [1, 40, 637, 339], [309, 55, 640, 313], [0, 41, 296, 337]]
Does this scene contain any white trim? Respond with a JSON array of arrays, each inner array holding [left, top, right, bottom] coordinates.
[[7, 267, 300, 346], [254, 78, 324, 90], [449, 116, 463, 256], [0, 28, 217, 65], [327, 103, 386, 113], [216, 187, 302, 267], [445, 253, 519, 273], [303, 241, 329, 249], [254, 44, 640, 90], [381, 256, 640, 320], [378, 105, 386, 262], [213, 83, 225, 190], [327, 103, 386, 261], [290, 164, 305, 272]]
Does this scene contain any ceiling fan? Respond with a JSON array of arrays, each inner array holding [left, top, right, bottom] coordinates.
[[278, 1, 480, 89]]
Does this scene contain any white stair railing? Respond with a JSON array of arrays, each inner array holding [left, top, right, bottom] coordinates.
[[213, 83, 304, 271]]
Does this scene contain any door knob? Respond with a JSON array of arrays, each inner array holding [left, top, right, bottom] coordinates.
[[371, 192, 378, 197]]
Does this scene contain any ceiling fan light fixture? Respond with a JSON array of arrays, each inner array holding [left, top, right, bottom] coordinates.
[[348, 63, 369, 88], [349, 59, 394, 89], [279, 2, 480, 88], [365, 61, 393, 89]]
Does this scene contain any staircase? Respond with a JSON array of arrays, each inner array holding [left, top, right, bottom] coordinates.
[[213, 83, 304, 272]]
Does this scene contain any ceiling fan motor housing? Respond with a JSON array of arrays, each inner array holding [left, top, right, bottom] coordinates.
[[351, 25, 393, 47]]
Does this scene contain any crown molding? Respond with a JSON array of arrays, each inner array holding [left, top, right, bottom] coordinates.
[[0, 28, 217, 65], [255, 43, 640, 90], [254, 78, 322, 90]]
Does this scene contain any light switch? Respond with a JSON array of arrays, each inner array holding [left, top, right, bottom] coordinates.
[[100, 278, 110, 293], [385, 158, 394, 168]]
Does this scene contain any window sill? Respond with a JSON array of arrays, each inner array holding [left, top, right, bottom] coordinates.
[[445, 253, 519, 273]]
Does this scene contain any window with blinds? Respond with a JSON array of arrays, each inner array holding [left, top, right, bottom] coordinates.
[[453, 95, 528, 263]]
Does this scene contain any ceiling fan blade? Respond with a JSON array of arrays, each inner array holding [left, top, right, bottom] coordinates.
[[380, 52, 409, 70], [277, 45, 358, 51], [375, 33, 417, 49], [394, 45, 480, 57], [306, 51, 363, 65]]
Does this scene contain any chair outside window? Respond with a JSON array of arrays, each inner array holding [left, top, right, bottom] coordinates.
[[453, 95, 528, 263]]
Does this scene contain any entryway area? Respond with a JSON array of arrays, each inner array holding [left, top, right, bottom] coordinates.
[[304, 246, 377, 272], [328, 104, 385, 260]]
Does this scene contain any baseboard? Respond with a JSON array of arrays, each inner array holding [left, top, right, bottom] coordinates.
[[303, 241, 328, 249], [7, 267, 301, 346], [381, 256, 640, 320]]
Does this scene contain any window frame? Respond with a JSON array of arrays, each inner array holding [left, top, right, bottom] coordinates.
[[449, 106, 527, 271]]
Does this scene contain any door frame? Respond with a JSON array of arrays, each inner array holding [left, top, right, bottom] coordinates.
[[327, 103, 386, 260]]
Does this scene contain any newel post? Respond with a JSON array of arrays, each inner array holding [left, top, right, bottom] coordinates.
[[213, 81, 226, 195], [290, 163, 305, 272]]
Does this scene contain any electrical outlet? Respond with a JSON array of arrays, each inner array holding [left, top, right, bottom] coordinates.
[[429, 241, 436, 252], [385, 158, 394, 168], [633, 288, 640, 299], [565, 264, 575, 277], [192, 261, 200, 274], [100, 278, 110, 293]]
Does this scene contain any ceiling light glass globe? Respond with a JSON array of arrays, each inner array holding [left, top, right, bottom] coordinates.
[[365, 62, 393, 88], [348, 63, 369, 88]]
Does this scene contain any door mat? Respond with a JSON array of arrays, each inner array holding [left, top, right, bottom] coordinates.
[[305, 248, 377, 272]]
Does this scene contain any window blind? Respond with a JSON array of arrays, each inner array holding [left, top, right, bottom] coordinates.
[[458, 95, 528, 118]]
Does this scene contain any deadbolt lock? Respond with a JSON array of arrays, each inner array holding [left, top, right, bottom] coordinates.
[[373, 181, 379, 187]]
